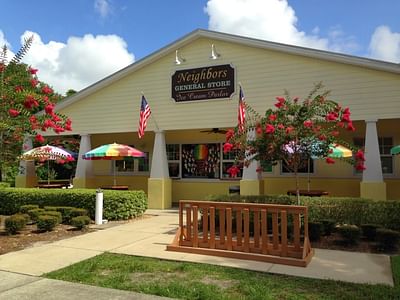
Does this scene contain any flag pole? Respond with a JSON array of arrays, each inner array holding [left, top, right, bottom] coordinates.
[[141, 91, 160, 131]]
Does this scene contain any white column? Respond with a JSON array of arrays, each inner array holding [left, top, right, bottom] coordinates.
[[362, 120, 383, 182], [19, 136, 35, 177], [150, 130, 169, 178], [360, 119, 386, 200], [242, 129, 261, 180], [75, 134, 93, 179]]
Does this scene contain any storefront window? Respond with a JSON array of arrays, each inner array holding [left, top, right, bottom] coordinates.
[[115, 151, 149, 173], [166, 144, 180, 178], [221, 148, 242, 178], [182, 143, 220, 178]]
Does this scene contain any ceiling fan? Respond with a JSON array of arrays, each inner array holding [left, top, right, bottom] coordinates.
[[200, 128, 228, 134]]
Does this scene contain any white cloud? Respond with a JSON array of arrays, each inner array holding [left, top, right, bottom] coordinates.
[[205, 0, 330, 50], [368, 26, 400, 63], [94, 0, 112, 18], [18, 31, 134, 95]]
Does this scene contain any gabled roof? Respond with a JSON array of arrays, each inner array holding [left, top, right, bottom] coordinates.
[[55, 28, 400, 111]]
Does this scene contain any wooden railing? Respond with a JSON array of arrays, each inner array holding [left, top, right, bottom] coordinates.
[[167, 200, 314, 267]]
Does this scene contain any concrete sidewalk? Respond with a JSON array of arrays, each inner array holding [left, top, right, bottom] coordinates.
[[0, 208, 394, 299]]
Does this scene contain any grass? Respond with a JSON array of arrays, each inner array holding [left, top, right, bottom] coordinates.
[[45, 253, 400, 300]]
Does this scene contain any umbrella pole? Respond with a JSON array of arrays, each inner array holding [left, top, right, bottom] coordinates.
[[113, 160, 117, 186], [47, 160, 50, 185], [307, 158, 310, 192]]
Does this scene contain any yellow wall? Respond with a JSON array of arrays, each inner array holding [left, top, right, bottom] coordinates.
[[172, 180, 236, 202]]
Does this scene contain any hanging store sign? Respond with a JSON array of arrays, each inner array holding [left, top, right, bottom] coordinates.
[[171, 64, 235, 102]]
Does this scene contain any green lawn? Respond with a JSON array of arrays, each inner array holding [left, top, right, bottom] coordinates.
[[45, 253, 400, 300]]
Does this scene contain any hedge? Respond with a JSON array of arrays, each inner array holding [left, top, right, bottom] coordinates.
[[0, 188, 148, 220], [205, 194, 400, 230]]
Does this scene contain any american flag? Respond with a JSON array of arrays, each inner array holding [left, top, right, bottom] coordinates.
[[138, 95, 151, 139], [238, 85, 246, 133]]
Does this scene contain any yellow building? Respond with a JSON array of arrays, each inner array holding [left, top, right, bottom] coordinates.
[[16, 29, 400, 207]]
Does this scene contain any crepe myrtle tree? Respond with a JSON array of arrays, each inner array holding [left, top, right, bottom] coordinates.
[[223, 83, 366, 203], [0, 36, 72, 181]]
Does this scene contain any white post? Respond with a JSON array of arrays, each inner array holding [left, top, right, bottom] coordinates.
[[363, 120, 383, 182], [242, 128, 261, 180], [73, 134, 93, 188], [150, 130, 169, 178], [95, 189, 104, 225]]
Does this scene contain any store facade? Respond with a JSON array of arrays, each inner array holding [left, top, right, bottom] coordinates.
[[16, 29, 400, 208]]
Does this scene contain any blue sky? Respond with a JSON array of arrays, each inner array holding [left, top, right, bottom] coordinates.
[[1, 0, 399, 94]]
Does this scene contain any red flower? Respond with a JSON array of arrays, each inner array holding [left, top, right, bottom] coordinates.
[[227, 165, 240, 178], [355, 163, 366, 171], [66, 156, 75, 162], [54, 126, 65, 134], [256, 123, 263, 135], [343, 107, 351, 115], [223, 142, 234, 154], [35, 134, 45, 143], [45, 104, 55, 114], [285, 126, 294, 134], [355, 149, 365, 161], [293, 97, 299, 103], [265, 124, 275, 134], [42, 85, 53, 94], [8, 109, 20, 117], [30, 79, 39, 87], [274, 96, 285, 108], [44, 119, 55, 128], [29, 67, 38, 75], [15, 85, 23, 93], [326, 112, 338, 121], [341, 113, 351, 122], [326, 157, 335, 164], [277, 124, 285, 130], [65, 124, 72, 131], [225, 129, 235, 142], [347, 121, 356, 131], [268, 114, 277, 122], [303, 120, 313, 128], [318, 134, 327, 141], [337, 121, 345, 128]]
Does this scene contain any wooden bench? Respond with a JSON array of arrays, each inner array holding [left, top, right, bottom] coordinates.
[[167, 200, 314, 267]]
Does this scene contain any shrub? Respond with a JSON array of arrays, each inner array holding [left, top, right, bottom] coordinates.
[[20, 204, 39, 214], [337, 225, 361, 245], [361, 224, 381, 241], [5, 214, 26, 235], [308, 222, 322, 242], [0, 182, 10, 188], [70, 208, 88, 218], [54, 206, 75, 224], [320, 219, 336, 236], [37, 215, 58, 232], [71, 216, 91, 230], [203, 194, 400, 230], [375, 228, 400, 251], [0, 188, 147, 220], [27, 208, 46, 222], [43, 211, 62, 224], [43, 206, 58, 211]]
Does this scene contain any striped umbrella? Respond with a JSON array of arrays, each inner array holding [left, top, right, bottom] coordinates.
[[83, 143, 146, 186], [20, 145, 75, 184], [390, 145, 400, 155], [328, 144, 353, 158]]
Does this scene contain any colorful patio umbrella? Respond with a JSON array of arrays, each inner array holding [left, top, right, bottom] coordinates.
[[82, 143, 146, 186], [20, 145, 75, 184], [390, 145, 400, 155], [328, 144, 353, 158]]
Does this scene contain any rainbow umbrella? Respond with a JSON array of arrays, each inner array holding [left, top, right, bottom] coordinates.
[[83, 143, 146, 186], [328, 144, 353, 158], [20, 145, 75, 184], [390, 145, 400, 155]]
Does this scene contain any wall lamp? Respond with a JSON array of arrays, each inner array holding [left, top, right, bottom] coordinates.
[[175, 50, 185, 65], [210, 44, 221, 60]]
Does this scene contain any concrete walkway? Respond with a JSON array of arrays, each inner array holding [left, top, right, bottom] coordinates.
[[0, 209, 394, 299]]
